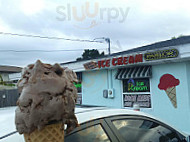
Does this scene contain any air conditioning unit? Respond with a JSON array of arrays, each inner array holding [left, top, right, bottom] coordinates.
[[108, 89, 114, 99]]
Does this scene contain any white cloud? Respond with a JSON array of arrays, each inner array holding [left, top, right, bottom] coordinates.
[[20, 0, 45, 15], [0, 0, 190, 66], [140, 0, 190, 13]]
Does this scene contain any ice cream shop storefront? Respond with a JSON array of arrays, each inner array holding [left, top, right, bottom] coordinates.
[[61, 39, 190, 134]]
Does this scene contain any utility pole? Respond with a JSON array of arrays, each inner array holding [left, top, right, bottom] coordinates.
[[105, 38, 110, 55], [94, 37, 112, 91], [94, 37, 111, 55]]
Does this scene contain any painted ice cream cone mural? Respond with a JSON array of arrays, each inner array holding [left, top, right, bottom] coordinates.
[[158, 74, 180, 108]]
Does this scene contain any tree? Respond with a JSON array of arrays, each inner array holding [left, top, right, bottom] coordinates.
[[76, 49, 105, 61], [171, 34, 184, 40]]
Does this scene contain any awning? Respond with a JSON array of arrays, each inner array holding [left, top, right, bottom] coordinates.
[[115, 66, 152, 80]]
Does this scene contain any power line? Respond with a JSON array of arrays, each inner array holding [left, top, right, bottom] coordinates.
[[0, 32, 104, 43], [0, 48, 107, 53]]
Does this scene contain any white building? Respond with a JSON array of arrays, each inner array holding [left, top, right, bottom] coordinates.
[[0, 66, 22, 89]]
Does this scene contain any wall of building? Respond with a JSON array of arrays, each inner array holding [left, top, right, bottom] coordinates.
[[144, 62, 190, 134], [82, 69, 123, 108], [0, 73, 9, 82], [9, 72, 21, 82], [186, 62, 190, 109], [81, 62, 190, 133]]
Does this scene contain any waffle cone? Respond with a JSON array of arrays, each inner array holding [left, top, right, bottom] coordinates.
[[165, 87, 177, 108], [24, 123, 64, 142]]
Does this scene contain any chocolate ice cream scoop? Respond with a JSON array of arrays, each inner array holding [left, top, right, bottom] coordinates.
[[15, 60, 78, 134]]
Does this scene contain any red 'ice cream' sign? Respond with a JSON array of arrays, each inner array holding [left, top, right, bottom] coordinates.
[[83, 54, 143, 70], [98, 54, 143, 69]]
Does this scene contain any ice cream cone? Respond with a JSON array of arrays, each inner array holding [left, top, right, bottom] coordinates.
[[24, 123, 64, 142], [165, 86, 177, 108]]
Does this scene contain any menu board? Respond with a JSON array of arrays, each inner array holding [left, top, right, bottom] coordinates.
[[123, 94, 151, 108], [123, 78, 150, 93]]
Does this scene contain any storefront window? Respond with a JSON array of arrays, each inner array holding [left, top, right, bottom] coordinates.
[[75, 82, 82, 93], [74, 82, 82, 105], [75, 72, 82, 105], [123, 78, 151, 108]]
